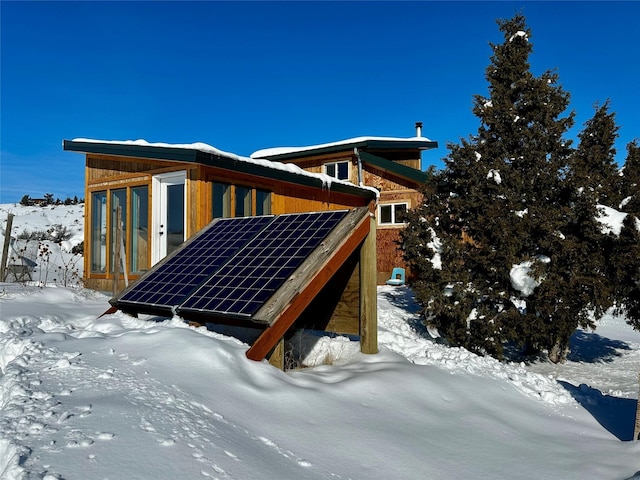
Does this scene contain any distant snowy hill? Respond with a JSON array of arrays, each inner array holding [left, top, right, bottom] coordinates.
[[1, 203, 640, 479], [0, 203, 85, 286]]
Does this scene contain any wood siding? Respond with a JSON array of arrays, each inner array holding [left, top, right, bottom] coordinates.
[[272, 148, 426, 284], [83, 154, 370, 291]]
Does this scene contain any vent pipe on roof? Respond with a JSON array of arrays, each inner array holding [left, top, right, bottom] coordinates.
[[415, 122, 423, 138]]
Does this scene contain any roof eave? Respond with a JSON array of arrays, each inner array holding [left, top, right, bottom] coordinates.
[[358, 151, 430, 185], [63, 140, 376, 200], [255, 139, 439, 162]]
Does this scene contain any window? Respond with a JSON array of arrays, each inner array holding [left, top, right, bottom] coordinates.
[[89, 185, 150, 276], [235, 186, 252, 217], [256, 189, 271, 216], [212, 182, 231, 219], [130, 186, 148, 273], [91, 191, 107, 273], [324, 161, 350, 181], [379, 203, 408, 225], [165, 182, 185, 257], [110, 189, 127, 273], [212, 183, 271, 219]]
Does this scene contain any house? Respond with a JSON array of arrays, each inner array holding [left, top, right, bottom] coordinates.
[[63, 138, 378, 367], [251, 123, 438, 283]]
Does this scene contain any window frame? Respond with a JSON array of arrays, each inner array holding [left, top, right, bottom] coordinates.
[[212, 182, 231, 219], [88, 182, 150, 277], [211, 182, 271, 219], [324, 160, 351, 181], [378, 202, 409, 226]]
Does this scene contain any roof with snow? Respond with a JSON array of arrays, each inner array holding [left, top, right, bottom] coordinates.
[[63, 138, 378, 200], [250, 135, 438, 161]]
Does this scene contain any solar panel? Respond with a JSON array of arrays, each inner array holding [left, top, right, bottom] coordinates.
[[114, 215, 273, 314], [178, 210, 348, 318]]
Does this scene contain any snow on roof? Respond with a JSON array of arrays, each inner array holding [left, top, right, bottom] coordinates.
[[250, 135, 433, 159], [71, 138, 379, 198]]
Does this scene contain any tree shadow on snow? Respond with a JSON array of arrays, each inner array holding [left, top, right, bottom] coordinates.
[[559, 380, 637, 441], [380, 285, 422, 312], [380, 286, 434, 338], [566, 330, 631, 363], [505, 328, 632, 365]]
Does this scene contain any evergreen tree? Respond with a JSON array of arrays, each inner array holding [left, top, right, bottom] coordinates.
[[609, 214, 640, 329], [609, 140, 640, 331], [571, 101, 620, 206], [620, 140, 640, 214], [402, 14, 612, 363]]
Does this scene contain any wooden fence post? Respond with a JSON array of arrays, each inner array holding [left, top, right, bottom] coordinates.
[[1, 213, 15, 281]]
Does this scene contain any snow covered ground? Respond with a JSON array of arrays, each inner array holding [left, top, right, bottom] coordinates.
[[1, 204, 640, 479]]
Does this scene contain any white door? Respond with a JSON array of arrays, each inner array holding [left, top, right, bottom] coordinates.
[[152, 171, 186, 265]]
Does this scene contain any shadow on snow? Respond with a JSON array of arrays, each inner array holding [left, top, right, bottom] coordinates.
[[567, 329, 631, 363], [559, 380, 637, 441]]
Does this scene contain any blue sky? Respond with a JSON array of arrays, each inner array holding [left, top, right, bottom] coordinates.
[[1, 1, 638, 203]]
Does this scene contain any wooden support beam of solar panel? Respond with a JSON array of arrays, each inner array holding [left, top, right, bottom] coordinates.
[[359, 210, 378, 354], [246, 207, 371, 361]]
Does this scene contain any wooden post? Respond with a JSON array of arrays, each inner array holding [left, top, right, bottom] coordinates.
[[634, 372, 640, 440], [359, 211, 378, 354], [1, 213, 15, 281], [112, 206, 122, 297]]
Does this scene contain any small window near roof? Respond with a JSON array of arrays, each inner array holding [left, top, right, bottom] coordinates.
[[324, 161, 350, 181], [212, 182, 231, 219], [235, 186, 252, 217], [379, 203, 408, 225], [256, 189, 271, 215]]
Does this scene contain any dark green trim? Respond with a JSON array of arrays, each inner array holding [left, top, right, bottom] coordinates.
[[63, 140, 200, 163], [63, 140, 376, 200], [358, 151, 430, 185], [253, 138, 438, 162]]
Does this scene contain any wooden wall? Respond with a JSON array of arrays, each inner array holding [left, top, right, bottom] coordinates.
[[273, 148, 427, 285], [83, 154, 371, 291]]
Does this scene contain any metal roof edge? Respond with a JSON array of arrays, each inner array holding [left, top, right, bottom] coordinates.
[[253, 138, 438, 161], [358, 151, 431, 185], [63, 139, 376, 200], [63, 140, 200, 163]]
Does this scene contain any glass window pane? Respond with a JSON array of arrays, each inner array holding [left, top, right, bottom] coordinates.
[[166, 183, 185, 256], [256, 189, 271, 216], [91, 191, 107, 273], [394, 204, 407, 223], [235, 186, 251, 217], [110, 189, 127, 273], [337, 161, 349, 180], [380, 205, 392, 224], [130, 186, 148, 273], [212, 182, 230, 219], [325, 163, 336, 177]]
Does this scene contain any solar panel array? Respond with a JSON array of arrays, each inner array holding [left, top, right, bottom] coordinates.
[[113, 210, 348, 320], [180, 210, 347, 318], [116, 216, 273, 313]]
